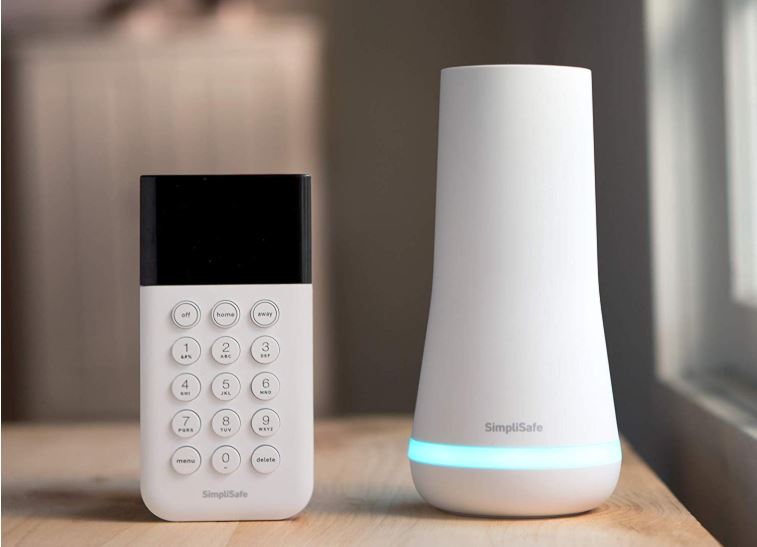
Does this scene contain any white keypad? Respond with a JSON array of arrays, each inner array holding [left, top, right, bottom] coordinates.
[[212, 300, 240, 328], [171, 337, 201, 365], [251, 372, 280, 401], [172, 409, 201, 438], [171, 373, 201, 401], [171, 446, 202, 475], [152, 296, 293, 492], [212, 409, 241, 437], [251, 300, 279, 327], [172, 301, 200, 328], [212, 445, 241, 474], [251, 408, 280, 437], [211, 372, 241, 401], [211, 336, 240, 364], [251, 336, 280, 364], [251, 445, 280, 474]]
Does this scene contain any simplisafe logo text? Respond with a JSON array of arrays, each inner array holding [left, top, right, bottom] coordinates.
[[485, 421, 544, 434], [202, 489, 248, 500]]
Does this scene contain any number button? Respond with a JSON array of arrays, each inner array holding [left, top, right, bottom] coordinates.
[[211, 336, 240, 365], [171, 373, 201, 401], [251, 408, 280, 437], [171, 446, 201, 475], [211, 372, 241, 401], [211, 409, 241, 437], [251, 445, 280, 474], [251, 372, 280, 401], [212, 300, 240, 328], [251, 336, 279, 364], [172, 301, 200, 328], [251, 300, 279, 327], [171, 410, 201, 438], [211, 445, 241, 474], [171, 337, 201, 365]]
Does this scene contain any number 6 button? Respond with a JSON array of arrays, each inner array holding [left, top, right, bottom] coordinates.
[[251, 372, 279, 401], [251, 336, 279, 364]]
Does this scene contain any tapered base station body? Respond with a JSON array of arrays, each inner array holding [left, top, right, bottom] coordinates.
[[410, 65, 622, 517]]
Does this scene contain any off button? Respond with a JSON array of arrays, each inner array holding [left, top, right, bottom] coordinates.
[[251, 300, 279, 327]]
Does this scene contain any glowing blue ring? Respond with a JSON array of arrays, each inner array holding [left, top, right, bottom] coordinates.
[[408, 438, 622, 470]]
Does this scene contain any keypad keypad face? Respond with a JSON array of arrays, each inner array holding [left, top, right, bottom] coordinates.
[[161, 297, 288, 477], [141, 284, 313, 521]]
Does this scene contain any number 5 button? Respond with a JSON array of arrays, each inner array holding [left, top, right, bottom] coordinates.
[[211, 372, 240, 401], [212, 336, 240, 364], [251, 336, 279, 364]]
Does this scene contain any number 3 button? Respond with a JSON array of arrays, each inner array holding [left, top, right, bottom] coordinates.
[[212, 336, 240, 364], [251, 336, 279, 364]]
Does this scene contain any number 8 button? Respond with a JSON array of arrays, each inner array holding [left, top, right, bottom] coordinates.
[[212, 409, 241, 437]]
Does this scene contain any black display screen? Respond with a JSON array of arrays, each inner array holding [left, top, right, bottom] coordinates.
[[140, 175, 311, 285]]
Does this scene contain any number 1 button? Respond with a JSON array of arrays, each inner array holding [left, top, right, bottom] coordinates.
[[171, 337, 201, 365]]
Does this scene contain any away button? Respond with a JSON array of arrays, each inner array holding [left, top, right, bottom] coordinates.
[[251, 300, 279, 327]]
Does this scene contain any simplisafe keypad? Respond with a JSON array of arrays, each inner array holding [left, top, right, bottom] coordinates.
[[140, 175, 313, 521]]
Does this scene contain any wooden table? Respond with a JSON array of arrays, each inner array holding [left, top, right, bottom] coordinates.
[[2, 417, 717, 546]]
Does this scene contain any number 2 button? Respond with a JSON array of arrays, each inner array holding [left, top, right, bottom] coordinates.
[[212, 336, 240, 364]]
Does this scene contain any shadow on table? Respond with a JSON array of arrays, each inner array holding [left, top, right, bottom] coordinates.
[[308, 485, 595, 522], [2, 479, 158, 523]]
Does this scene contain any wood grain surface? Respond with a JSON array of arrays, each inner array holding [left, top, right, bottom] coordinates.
[[2, 416, 718, 546]]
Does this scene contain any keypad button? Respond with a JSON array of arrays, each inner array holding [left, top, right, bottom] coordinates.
[[171, 446, 201, 475], [251, 300, 279, 327], [212, 445, 241, 474], [171, 337, 201, 365], [212, 300, 240, 328], [251, 336, 280, 364], [172, 301, 200, 328], [211, 336, 240, 365], [211, 372, 241, 401], [251, 408, 280, 437], [211, 409, 241, 437], [251, 445, 280, 474], [171, 409, 201, 438], [171, 373, 201, 401], [251, 372, 280, 401]]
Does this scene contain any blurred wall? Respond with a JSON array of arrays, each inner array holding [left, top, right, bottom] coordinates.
[[2, 0, 657, 471]]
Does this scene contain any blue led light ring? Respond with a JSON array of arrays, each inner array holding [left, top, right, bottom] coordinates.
[[408, 438, 622, 470]]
